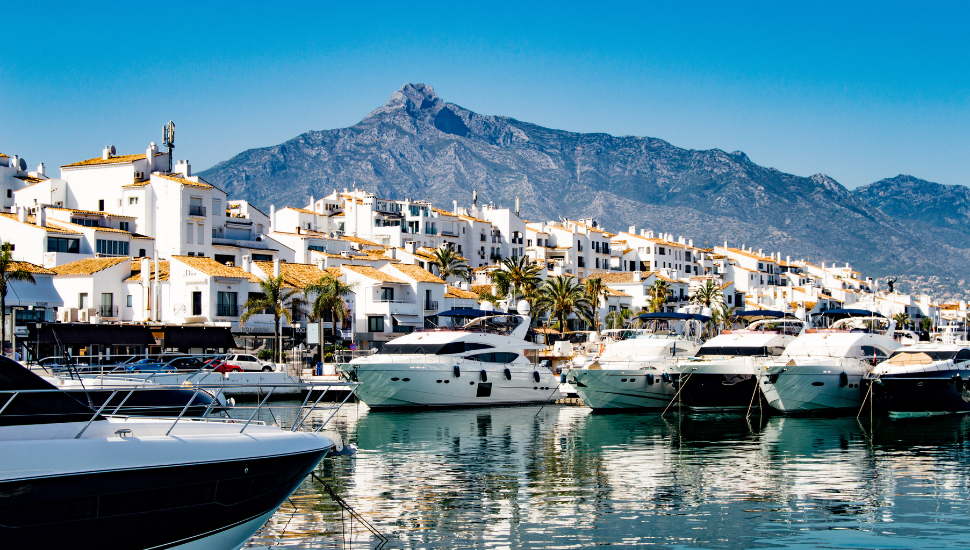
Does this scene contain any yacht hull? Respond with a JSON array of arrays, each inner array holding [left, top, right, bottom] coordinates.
[[347, 363, 561, 408], [680, 373, 766, 411], [761, 370, 866, 413], [567, 369, 677, 410], [0, 447, 326, 550], [864, 373, 970, 415]]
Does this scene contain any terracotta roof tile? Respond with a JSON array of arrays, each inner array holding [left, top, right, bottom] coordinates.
[[173, 256, 260, 281], [53, 257, 129, 276], [46, 207, 136, 219], [445, 285, 479, 299], [280, 207, 318, 215], [341, 264, 406, 283], [14, 175, 47, 185], [6, 261, 54, 275], [0, 213, 81, 234], [389, 263, 445, 284], [341, 235, 382, 247], [62, 152, 162, 168], [155, 173, 215, 189], [124, 260, 170, 282], [46, 220, 132, 234], [253, 260, 331, 288]]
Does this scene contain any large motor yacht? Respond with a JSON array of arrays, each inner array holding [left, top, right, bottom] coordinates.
[[0, 356, 349, 549], [565, 312, 708, 411], [339, 302, 559, 408], [863, 344, 970, 417], [671, 311, 805, 411], [759, 310, 907, 413]]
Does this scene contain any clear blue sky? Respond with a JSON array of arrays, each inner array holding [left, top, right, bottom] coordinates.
[[1, 1, 967, 189]]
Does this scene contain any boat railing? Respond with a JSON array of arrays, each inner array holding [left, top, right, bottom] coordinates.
[[0, 380, 358, 439]]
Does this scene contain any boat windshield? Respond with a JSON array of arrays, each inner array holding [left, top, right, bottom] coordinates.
[[888, 349, 961, 362], [378, 342, 495, 355], [696, 346, 785, 357]]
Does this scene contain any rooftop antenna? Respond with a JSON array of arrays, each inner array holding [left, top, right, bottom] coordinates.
[[162, 120, 175, 173]]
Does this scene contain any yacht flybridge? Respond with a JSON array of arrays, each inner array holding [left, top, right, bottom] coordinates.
[[671, 311, 804, 411], [566, 312, 708, 411], [339, 303, 560, 408], [0, 356, 354, 549], [760, 310, 907, 413]]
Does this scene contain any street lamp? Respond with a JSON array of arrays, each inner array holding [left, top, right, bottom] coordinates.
[[10, 307, 23, 362]]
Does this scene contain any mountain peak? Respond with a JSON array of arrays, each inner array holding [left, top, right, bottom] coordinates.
[[385, 82, 440, 110]]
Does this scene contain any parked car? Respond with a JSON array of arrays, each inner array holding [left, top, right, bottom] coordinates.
[[210, 359, 243, 373], [123, 359, 176, 373], [223, 354, 275, 372]]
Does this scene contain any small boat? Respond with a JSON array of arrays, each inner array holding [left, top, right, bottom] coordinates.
[[760, 310, 906, 413], [0, 355, 351, 549], [565, 312, 708, 411], [672, 311, 805, 412], [339, 302, 560, 408], [39, 373, 232, 417], [863, 344, 970, 417]]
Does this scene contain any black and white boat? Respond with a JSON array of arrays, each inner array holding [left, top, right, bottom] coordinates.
[[863, 344, 970, 417], [0, 356, 350, 549]]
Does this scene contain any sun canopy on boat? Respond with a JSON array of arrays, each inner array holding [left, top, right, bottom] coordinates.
[[435, 309, 492, 318], [637, 312, 711, 323], [731, 310, 785, 320], [820, 309, 884, 319]]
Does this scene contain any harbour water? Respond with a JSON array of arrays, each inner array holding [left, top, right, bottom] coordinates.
[[245, 403, 970, 549]]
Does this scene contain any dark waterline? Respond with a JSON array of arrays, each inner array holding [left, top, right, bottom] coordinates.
[[244, 403, 970, 549]]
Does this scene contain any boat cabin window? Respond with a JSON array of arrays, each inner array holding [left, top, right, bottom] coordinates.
[[696, 346, 776, 357], [860, 346, 890, 360], [466, 352, 519, 363], [378, 342, 494, 355], [888, 349, 957, 361], [958, 349, 970, 362]]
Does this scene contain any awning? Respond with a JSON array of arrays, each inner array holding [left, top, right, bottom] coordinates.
[[820, 308, 883, 319], [34, 324, 156, 346], [435, 309, 491, 318], [731, 310, 785, 321], [392, 314, 423, 326], [7, 277, 64, 308], [164, 326, 237, 349]]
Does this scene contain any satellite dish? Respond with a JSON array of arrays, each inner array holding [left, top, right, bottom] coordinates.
[[18, 158, 26, 171], [110, 145, 116, 155]]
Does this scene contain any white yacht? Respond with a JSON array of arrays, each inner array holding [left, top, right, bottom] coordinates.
[[864, 343, 970, 417], [339, 302, 560, 408], [672, 311, 805, 411], [0, 355, 351, 549], [565, 312, 707, 411], [760, 310, 907, 413]]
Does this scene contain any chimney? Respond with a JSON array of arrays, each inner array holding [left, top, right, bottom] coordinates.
[[174, 160, 191, 177], [724, 240, 728, 249], [633, 270, 642, 281], [141, 257, 151, 286], [35, 206, 46, 227], [296, 226, 301, 234], [629, 225, 636, 234], [102, 146, 112, 160], [515, 197, 520, 217], [786, 255, 790, 264], [269, 205, 276, 231], [18, 206, 27, 223], [688, 239, 693, 247], [758, 248, 763, 256], [37, 163, 45, 176], [273, 259, 281, 277], [387, 248, 397, 259], [241, 255, 251, 272], [309, 195, 315, 210], [147, 143, 157, 171], [404, 241, 416, 254], [317, 258, 326, 271], [453, 200, 458, 214], [678, 236, 686, 245], [646, 230, 654, 239]]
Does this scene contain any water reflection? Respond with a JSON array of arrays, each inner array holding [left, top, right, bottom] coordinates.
[[245, 404, 970, 549]]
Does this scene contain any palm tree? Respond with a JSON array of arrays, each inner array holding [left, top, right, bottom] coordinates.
[[605, 308, 634, 329], [0, 243, 35, 357], [892, 312, 911, 330], [240, 275, 300, 364], [690, 280, 724, 311], [920, 316, 934, 333], [646, 279, 671, 313], [711, 304, 737, 332], [304, 274, 356, 362], [533, 276, 593, 337], [429, 246, 470, 283], [584, 277, 610, 334], [490, 256, 542, 307]]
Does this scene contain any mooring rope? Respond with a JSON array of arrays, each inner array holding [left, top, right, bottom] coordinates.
[[662, 372, 692, 417]]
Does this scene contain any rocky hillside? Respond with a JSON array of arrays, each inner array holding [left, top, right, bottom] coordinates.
[[200, 83, 970, 298]]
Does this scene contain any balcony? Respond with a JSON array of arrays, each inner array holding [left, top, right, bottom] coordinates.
[[211, 237, 271, 249], [424, 300, 438, 312], [189, 205, 207, 217], [217, 304, 239, 316], [99, 305, 119, 318]]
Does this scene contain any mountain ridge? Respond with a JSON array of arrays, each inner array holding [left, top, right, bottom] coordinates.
[[200, 83, 969, 298]]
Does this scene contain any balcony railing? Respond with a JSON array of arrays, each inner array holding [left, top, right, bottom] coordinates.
[[424, 300, 438, 312], [189, 205, 207, 217], [217, 304, 239, 316], [99, 305, 118, 318], [393, 326, 414, 333]]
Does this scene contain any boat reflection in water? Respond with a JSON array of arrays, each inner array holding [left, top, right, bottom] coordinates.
[[246, 405, 970, 549]]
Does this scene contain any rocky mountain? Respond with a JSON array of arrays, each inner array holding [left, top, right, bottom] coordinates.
[[200, 83, 970, 298]]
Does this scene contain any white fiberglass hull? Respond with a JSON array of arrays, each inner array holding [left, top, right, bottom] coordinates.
[[567, 368, 677, 410], [346, 361, 561, 408], [761, 362, 868, 413]]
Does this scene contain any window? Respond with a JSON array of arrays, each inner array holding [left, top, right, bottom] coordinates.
[[126, 295, 132, 307], [98, 199, 104, 211], [659, 247, 665, 255], [217, 291, 238, 316], [96, 239, 129, 256], [47, 237, 80, 253], [212, 199, 221, 217], [197, 223, 204, 245], [252, 254, 272, 262], [79, 293, 88, 309], [368, 316, 385, 332], [5, 190, 10, 198], [214, 254, 235, 265], [129, 197, 138, 205], [138, 249, 146, 257], [191, 292, 202, 316], [119, 221, 129, 232], [72, 218, 99, 227], [380, 287, 394, 301], [186, 223, 193, 243]]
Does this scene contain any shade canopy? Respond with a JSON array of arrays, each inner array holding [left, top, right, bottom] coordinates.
[[731, 310, 785, 320], [435, 309, 491, 318], [7, 277, 63, 308], [637, 312, 711, 323], [820, 308, 883, 319], [391, 314, 423, 326], [164, 326, 237, 349], [36, 324, 156, 346]]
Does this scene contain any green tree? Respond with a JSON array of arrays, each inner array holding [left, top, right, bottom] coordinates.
[[920, 316, 934, 332], [647, 279, 671, 313], [429, 246, 470, 283], [490, 256, 542, 307], [533, 276, 594, 337], [690, 280, 725, 311], [892, 312, 911, 330], [584, 277, 610, 334], [0, 243, 35, 357], [304, 273, 356, 362], [240, 275, 300, 364], [605, 308, 634, 329]]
